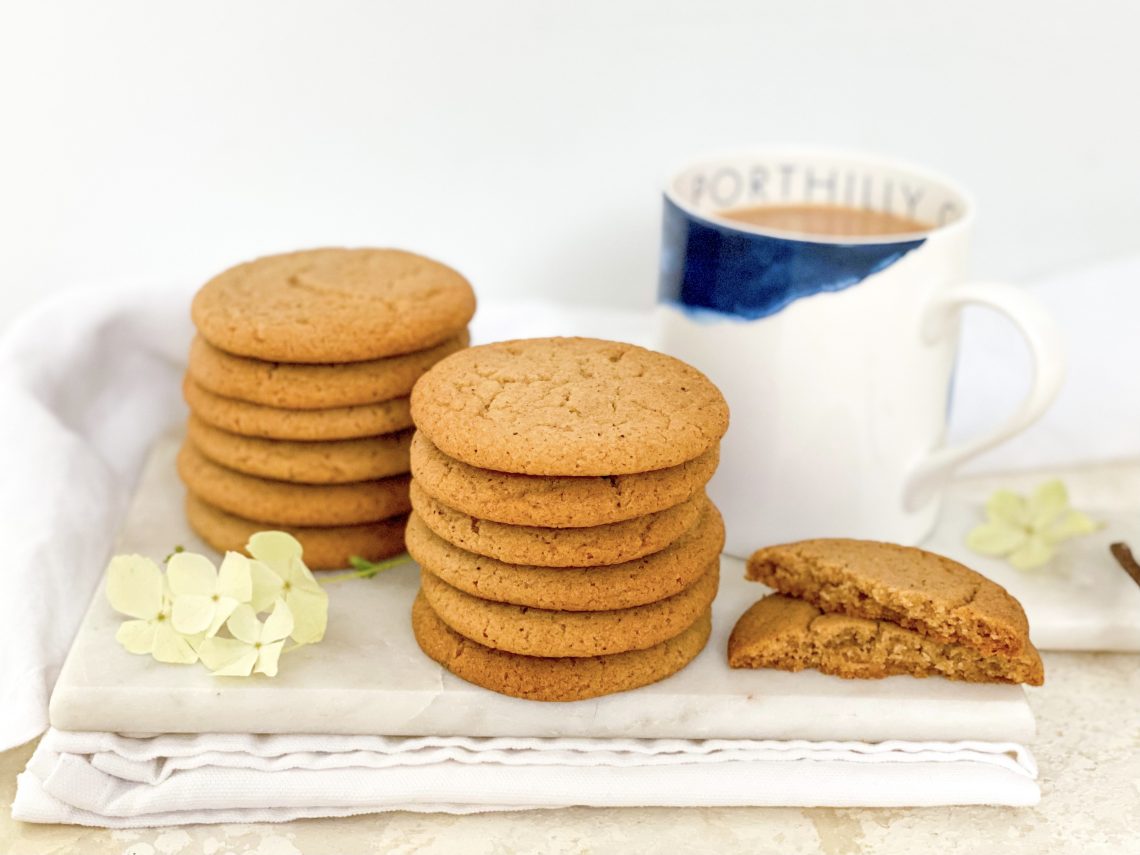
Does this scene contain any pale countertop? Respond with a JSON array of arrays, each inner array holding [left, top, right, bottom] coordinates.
[[2, 650, 1137, 855]]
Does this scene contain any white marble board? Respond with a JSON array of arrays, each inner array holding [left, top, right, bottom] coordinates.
[[48, 434, 1038, 741]]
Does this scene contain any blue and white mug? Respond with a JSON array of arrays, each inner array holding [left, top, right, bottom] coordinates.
[[656, 149, 1065, 557]]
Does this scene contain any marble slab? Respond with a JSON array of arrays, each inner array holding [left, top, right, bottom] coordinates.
[[49, 434, 1036, 741]]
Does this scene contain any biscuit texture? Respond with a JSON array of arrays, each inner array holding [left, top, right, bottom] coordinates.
[[177, 442, 411, 526], [728, 594, 1044, 685], [410, 482, 705, 567], [184, 377, 412, 441], [421, 561, 718, 657], [746, 539, 1032, 655], [410, 433, 719, 528], [185, 493, 406, 570], [412, 592, 711, 701], [187, 416, 412, 484], [405, 502, 724, 611], [410, 337, 729, 475], [187, 332, 469, 410], [191, 248, 476, 363]]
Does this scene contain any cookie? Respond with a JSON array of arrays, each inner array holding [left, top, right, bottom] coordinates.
[[184, 493, 406, 570], [191, 248, 476, 363], [184, 376, 413, 441], [405, 502, 724, 611], [746, 539, 1032, 656], [187, 416, 412, 484], [421, 560, 718, 657], [412, 592, 711, 701], [410, 337, 729, 476], [410, 481, 706, 567], [728, 594, 1044, 685], [177, 442, 411, 526], [410, 433, 719, 528], [187, 332, 469, 410]]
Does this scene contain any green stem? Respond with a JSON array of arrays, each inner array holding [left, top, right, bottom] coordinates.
[[321, 552, 413, 584]]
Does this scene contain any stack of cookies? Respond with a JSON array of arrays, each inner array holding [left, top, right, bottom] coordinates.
[[178, 248, 476, 570], [405, 337, 730, 701], [729, 539, 1044, 685]]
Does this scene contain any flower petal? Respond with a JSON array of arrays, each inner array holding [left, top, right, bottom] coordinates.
[[985, 490, 1028, 526], [254, 640, 286, 677], [1028, 480, 1069, 528], [217, 552, 253, 602], [106, 555, 164, 619], [206, 597, 240, 638], [170, 594, 215, 635], [247, 531, 303, 577], [249, 561, 285, 612], [1043, 510, 1100, 543], [151, 621, 200, 664], [286, 587, 328, 645], [1009, 536, 1055, 570], [966, 522, 1028, 556], [226, 604, 263, 645], [261, 599, 296, 644], [115, 619, 157, 655], [198, 637, 257, 676], [166, 552, 219, 596]]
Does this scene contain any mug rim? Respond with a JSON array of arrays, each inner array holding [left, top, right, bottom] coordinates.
[[663, 146, 976, 246]]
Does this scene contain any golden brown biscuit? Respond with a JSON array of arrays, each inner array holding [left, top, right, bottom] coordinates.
[[728, 594, 1044, 685], [405, 502, 723, 610], [187, 416, 412, 484], [412, 592, 711, 701], [177, 442, 411, 526], [410, 481, 706, 567], [186, 333, 469, 410], [410, 337, 729, 475], [747, 539, 1032, 655], [184, 493, 406, 570], [420, 560, 718, 657], [410, 433, 719, 528], [183, 376, 412, 441], [191, 248, 476, 363]]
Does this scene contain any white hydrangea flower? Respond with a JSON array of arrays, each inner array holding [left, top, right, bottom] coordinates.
[[198, 601, 295, 677], [105, 554, 198, 664], [246, 531, 328, 645], [167, 551, 252, 637]]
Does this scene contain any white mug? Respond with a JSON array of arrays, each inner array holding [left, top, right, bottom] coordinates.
[[655, 149, 1065, 557]]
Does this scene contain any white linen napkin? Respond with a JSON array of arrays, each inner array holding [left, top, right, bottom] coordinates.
[[12, 729, 1039, 826]]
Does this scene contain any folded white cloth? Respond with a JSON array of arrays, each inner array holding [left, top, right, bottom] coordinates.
[[12, 729, 1039, 826]]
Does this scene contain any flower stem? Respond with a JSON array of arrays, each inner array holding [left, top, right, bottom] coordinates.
[[322, 552, 413, 584]]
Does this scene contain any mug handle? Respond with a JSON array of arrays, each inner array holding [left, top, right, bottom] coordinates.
[[902, 281, 1066, 511]]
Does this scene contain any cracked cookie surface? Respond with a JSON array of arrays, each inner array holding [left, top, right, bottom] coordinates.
[[410, 432, 718, 528], [410, 337, 729, 475], [187, 332, 469, 410], [191, 248, 476, 363], [405, 501, 723, 610], [412, 591, 712, 701], [183, 376, 413, 441], [728, 594, 1044, 685], [177, 442, 411, 526], [410, 481, 705, 567], [746, 539, 1032, 655]]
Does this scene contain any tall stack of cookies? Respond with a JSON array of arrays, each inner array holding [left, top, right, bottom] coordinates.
[[406, 337, 730, 701], [178, 248, 475, 570], [729, 539, 1044, 686]]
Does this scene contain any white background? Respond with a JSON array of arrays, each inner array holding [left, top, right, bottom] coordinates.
[[1, 0, 1139, 320]]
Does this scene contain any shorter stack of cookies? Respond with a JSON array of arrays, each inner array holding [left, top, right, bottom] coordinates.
[[407, 337, 730, 701], [729, 539, 1044, 685], [178, 248, 475, 570]]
